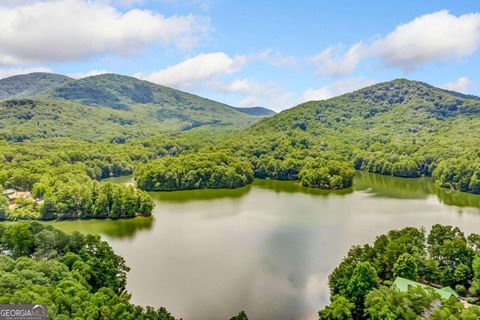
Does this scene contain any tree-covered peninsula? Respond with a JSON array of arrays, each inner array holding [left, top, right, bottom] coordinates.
[[135, 152, 254, 191], [319, 225, 480, 319]]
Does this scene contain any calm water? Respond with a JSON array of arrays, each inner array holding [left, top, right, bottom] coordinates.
[[48, 173, 480, 320]]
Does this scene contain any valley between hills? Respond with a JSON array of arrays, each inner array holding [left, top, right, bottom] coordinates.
[[2, 72, 480, 319]]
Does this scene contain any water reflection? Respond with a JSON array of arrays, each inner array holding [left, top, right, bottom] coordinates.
[[253, 178, 353, 196], [105, 172, 480, 209], [354, 172, 480, 208], [47, 216, 154, 238], [435, 187, 480, 208], [150, 184, 252, 203], [353, 172, 433, 199], [48, 172, 480, 320]]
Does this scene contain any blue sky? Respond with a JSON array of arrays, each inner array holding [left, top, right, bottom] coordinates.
[[0, 0, 479, 111]]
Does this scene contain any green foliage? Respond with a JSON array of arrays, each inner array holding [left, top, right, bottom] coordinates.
[[0, 73, 258, 142], [2, 77, 480, 214], [345, 262, 379, 317], [365, 285, 443, 319], [244, 79, 480, 194], [234, 107, 275, 117], [393, 253, 418, 280], [229, 311, 249, 320], [39, 181, 154, 220], [318, 295, 354, 320], [0, 223, 177, 320], [422, 258, 442, 283], [135, 151, 254, 191], [0, 196, 8, 219], [299, 158, 354, 189], [433, 159, 480, 194], [47, 73, 256, 131], [0, 139, 164, 220], [4, 76, 480, 196], [321, 225, 480, 320], [0, 73, 72, 100]]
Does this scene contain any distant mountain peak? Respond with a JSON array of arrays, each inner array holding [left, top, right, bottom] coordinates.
[[252, 78, 480, 135], [357, 78, 480, 100], [0, 73, 72, 100], [234, 106, 276, 117], [0, 72, 260, 141]]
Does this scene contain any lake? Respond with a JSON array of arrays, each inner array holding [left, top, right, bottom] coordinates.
[[48, 172, 480, 320]]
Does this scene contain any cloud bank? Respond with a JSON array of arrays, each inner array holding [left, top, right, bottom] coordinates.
[[313, 10, 480, 75], [0, 0, 209, 65], [440, 76, 475, 94], [0, 67, 51, 80], [135, 52, 245, 89], [301, 78, 375, 102]]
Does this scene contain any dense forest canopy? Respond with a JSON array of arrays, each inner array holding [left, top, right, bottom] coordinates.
[[0, 137, 186, 220], [0, 73, 72, 100], [135, 151, 254, 191], [1, 75, 480, 220], [230, 79, 480, 192], [0, 74, 480, 317], [319, 224, 480, 319], [0, 73, 260, 142]]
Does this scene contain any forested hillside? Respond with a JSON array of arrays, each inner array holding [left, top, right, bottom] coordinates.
[[0, 73, 258, 142], [45, 73, 256, 128], [0, 73, 72, 100], [2, 77, 480, 221], [234, 106, 276, 117], [225, 79, 480, 193]]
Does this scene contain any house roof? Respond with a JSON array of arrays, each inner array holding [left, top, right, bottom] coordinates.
[[393, 277, 459, 300]]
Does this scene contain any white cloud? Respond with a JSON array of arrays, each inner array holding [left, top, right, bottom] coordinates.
[[68, 70, 110, 79], [0, 66, 51, 80], [312, 10, 480, 75], [252, 50, 298, 68], [154, 0, 219, 11], [116, 0, 146, 6], [311, 44, 364, 76], [135, 52, 245, 89], [213, 78, 293, 109], [216, 78, 276, 96], [135, 52, 295, 110], [0, 0, 42, 7], [373, 11, 480, 71], [440, 76, 474, 94], [300, 78, 375, 102], [0, 0, 210, 65]]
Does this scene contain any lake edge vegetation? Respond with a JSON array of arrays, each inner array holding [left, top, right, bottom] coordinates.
[[1, 76, 480, 220], [319, 224, 480, 319]]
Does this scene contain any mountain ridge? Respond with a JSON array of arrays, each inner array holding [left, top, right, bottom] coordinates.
[[234, 106, 276, 117], [0, 73, 261, 141], [0, 72, 73, 100]]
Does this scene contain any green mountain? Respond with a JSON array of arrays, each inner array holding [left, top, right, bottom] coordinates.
[[252, 79, 480, 133], [0, 73, 257, 141], [45, 73, 255, 127], [0, 73, 72, 100], [234, 106, 276, 117], [235, 79, 480, 192]]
